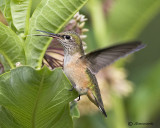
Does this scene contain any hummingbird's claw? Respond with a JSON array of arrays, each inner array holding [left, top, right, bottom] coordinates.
[[77, 95, 81, 101]]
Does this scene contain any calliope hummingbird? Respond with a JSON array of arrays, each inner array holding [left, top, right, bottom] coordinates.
[[35, 30, 146, 117]]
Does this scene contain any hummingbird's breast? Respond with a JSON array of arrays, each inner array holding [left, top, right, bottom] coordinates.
[[63, 53, 92, 95]]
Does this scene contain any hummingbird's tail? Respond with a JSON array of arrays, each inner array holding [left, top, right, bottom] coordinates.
[[87, 90, 107, 117]]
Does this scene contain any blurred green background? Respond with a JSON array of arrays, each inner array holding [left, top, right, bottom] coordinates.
[[1, 0, 160, 128], [74, 0, 160, 128]]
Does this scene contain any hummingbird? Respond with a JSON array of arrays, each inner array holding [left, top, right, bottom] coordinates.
[[35, 30, 146, 117]]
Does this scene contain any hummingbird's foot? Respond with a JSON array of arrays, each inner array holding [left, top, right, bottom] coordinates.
[[69, 86, 74, 91], [77, 95, 81, 101]]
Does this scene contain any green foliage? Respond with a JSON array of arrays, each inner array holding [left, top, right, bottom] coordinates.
[[86, 0, 160, 50], [0, 0, 14, 29], [0, 66, 78, 127], [10, 0, 32, 34], [87, 0, 108, 47], [107, 0, 160, 42], [0, 0, 87, 127], [0, 22, 25, 68]]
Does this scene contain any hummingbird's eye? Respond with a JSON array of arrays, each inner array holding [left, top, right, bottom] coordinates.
[[65, 35, 71, 40]]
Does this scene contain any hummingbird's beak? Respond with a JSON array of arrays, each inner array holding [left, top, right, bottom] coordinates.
[[33, 30, 60, 38]]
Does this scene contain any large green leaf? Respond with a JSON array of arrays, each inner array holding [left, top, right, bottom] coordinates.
[[25, 0, 88, 68], [0, 66, 78, 128], [10, 0, 32, 34], [107, 0, 160, 42], [0, 22, 25, 69]]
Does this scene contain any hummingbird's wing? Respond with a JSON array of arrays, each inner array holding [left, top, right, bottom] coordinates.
[[80, 41, 145, 74], [86, 69, 107, 117]]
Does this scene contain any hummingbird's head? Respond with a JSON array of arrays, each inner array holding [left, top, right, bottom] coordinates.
[[57, 31, 82, 49], [35, 30, 84, 55]]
